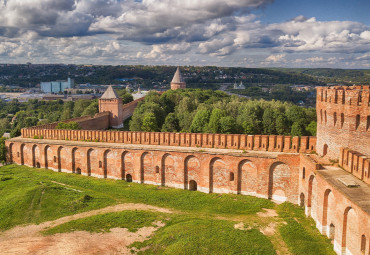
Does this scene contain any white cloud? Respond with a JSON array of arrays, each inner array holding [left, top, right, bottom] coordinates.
[[265, 54, 286, 63]]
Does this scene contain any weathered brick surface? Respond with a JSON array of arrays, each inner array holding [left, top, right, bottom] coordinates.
[[20, 128, 317, 154], [299, 154, 370, 255], [316, 85, 370, 159], [7, 139, 300, 203]]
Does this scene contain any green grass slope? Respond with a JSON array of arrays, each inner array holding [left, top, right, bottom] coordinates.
[[0, 164, 335, 255]]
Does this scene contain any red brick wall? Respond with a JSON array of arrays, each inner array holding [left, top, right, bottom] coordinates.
[[121, 97, 145, 121], [5, 139, 369, 255], [299, 154, 370, 255], [316, 85, 370, 159], [20, 129, 317, 154], [6, 139, 299, 202]]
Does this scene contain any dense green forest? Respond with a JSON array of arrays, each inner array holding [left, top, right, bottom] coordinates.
[[129, 89, 317, 137], [0, 89, 132, 139], [271, 68, 370, 84]]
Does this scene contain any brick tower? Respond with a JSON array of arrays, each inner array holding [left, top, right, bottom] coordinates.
[[316, 85, 370, 159], [99, 86, 124, 128], [170, 67, 186, 90]]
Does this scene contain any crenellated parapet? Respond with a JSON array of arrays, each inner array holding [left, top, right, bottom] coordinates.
[[20, 128, 317, 154], [316, 85, 370, 159]]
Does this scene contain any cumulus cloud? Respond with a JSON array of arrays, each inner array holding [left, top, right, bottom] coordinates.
[[265, 54, 286, 63], [0, 0, 369, 68]]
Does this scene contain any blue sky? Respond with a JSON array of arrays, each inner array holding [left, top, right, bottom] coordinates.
[[0, 0, 369, 68], [255, 0, 370, 25]]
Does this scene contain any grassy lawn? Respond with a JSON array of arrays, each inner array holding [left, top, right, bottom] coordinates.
[[276, 203, 336, 255], [132, 216, 277, 255], [43, 210, 164, 235], [0, 164, 335, 255]]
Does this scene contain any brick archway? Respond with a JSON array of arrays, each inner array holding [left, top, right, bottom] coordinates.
[[72, 147, 78, 174], [184, 155, 200, 190], [32, 144, 38, 167], [103, 149, 111, 179], [57, 146, 63, 172], [87, 148, 94, 176], [20, 144, 25, 165], [322, 189, 332, 234], [44, 145, 50, 169], [237, 159, 257, 195], [342, 207, 352, 252], [121, 151, 128, 180], [268, 161, 291, 202], [8, 143, 13, 163], [209, 157, 222, 194], [161, 153, 174, 187]]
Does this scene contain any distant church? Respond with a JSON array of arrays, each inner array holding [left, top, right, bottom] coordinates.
[[171, 67, 186, 90]]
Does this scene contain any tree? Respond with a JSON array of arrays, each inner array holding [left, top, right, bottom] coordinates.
[[56, 121, 81, 130], [291, 121, 306, 137], [306, 121, 317, 136], [61, 101, 74, 120], [286, 105, 306, 124], [141, 112, 159, 132], [275, 113, 290, 135], [219, 116, 236, 134], [262, 108, 276, 135], [82, 101, 99, 117], [0, 137, 6, 163], [190, 109, 210, 133], [24, 117, 38, 128], [206, 108, 225, 133], [117, 89, 134, 104], [72, 100, 91, 118], [161, 113, 179, 132]]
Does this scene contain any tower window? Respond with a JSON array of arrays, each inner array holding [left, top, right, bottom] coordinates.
[[333, 112, 337, 127], [341, 113, 344, 128], [367, 116, 370, 131], [356, 115, 361, 130]]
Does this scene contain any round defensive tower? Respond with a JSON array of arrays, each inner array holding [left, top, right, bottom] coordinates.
[[171, 67, 186, 90], [316, 85, 370, 159]]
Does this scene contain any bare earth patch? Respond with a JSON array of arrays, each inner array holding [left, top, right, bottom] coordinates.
[[257, 208, 278, 217], [0, 204, 172, 255], [260, 222, 277, 236]]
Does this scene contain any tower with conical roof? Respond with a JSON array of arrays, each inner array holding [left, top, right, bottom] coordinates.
[[99, 85, 124, 128], [171, 67, 186, 90]]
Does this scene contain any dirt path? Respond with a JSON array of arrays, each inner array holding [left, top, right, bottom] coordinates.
[[0, 203, 172, 255]]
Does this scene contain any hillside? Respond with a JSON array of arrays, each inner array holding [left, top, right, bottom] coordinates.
[[270, 68, 370, 85], [0, 164, 335, 255]]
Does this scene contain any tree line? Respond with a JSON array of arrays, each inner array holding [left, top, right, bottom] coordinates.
[[129, 89, 317, 136]]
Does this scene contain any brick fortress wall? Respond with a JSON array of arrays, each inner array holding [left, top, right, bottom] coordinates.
[[20, 128, 317, 154], [316, 85, 370, 159]]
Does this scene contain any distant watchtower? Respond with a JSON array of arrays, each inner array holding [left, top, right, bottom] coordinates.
[[171, 67, 186, 90], [99, 86, 123, 128]]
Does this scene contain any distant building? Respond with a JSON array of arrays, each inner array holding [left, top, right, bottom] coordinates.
[[233, 81, 245, 90], [171, 67, 186, 90], [41, 78, 74, 93]]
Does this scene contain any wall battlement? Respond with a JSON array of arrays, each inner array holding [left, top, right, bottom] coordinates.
[[339, 148, 370, 185], [317, 85, 370, 106], [20, 128, 316, 154]]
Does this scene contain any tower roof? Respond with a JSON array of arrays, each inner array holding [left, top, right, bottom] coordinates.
[[171, 67, 185, 83], [101, 85, 119, 99]]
